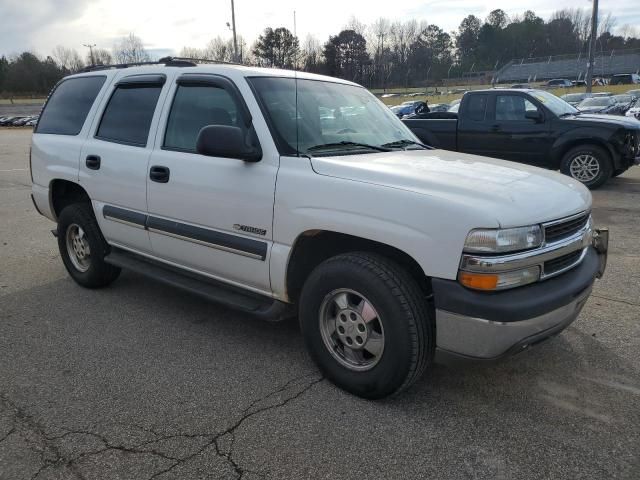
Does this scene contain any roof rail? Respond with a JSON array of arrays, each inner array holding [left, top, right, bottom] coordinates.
[[78, 56, 242, 73]]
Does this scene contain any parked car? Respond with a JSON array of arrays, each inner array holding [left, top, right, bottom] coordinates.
[[610, 73, 640, 85], [625, 105, 640, 120], [31, 63, 609, 399], [403, 88, 640, 188], [576, 96, 618, 114], [390, 101, 427, 118], [448, 102, 460, 113], [0, 116, 18, 126], [613, 94, 636, 109], [546, 79, 572, 88], [561, 93, 589, 107], [572, 80, 587, 87], [510, 83, 532, 89], [592, 92, 613, 97], [626, 89, 640, 99], [426, 103, 450, 113]]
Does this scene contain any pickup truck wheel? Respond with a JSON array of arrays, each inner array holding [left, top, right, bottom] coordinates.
[[57, 203, 121, 288], [612, 168, 626, 178], [299, 252, 433, 399], [560, 145, 612, 189]]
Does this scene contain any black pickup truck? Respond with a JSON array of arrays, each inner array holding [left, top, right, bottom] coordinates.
[[403, 89, 640, 188]]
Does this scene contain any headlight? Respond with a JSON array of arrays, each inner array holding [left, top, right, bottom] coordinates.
[[463, 225, 543, 254], [459, 266, 540, 291]]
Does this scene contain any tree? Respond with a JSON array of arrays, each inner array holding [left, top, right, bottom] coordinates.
[[302, 35, 322, 73], [323, 30, 370, 82], [113, 33, 150, 64], [456, 15, 482, 68], [0, 56, 9, 93], [91, 48, 112, 66], [487, 9, 509, 29], [252, 27, 299, 69]]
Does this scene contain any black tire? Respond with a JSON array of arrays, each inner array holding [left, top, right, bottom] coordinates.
[[299, 252, 434, 399], [612, 168, 627, 178], [560, 145, 612, 190], [57, 203, 120, 288]]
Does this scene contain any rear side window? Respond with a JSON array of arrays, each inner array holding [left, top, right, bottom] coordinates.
[[164, 85, 239, 152], [35, 76, 106, 135], [466, 95, 487, 122], [96, 85, 162, 146]]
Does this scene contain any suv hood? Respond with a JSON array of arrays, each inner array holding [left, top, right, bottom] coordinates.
[[310, 150, 591, 227]]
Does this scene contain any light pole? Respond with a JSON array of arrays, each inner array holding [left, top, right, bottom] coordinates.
[[230, 0, 238, 63], [585, 0, 598, 94], [83, 43, 96, 65]]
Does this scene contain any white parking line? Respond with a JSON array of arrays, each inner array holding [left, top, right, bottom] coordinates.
[[0, 168, 28, 172]]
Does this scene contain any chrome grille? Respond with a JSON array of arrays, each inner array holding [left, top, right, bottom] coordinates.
[[544, 213, 589, 243], [543, 249, 583, 276]]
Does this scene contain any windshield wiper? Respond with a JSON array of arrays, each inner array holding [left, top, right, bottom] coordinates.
[[307, 141, 391, 153], [381, 139, 432, 150]]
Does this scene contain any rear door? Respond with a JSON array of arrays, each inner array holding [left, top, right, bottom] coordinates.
[[481, 93, 552, 166], [79, 73, 171, 253], [456, 94, 493, 156]]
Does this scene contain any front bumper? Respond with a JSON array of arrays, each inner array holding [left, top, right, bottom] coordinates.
[[432, 233, 608, 360]]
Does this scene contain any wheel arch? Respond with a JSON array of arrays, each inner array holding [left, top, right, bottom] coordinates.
[[49, 179, 92, 220], [553, 137, 619, 170], [285, 230, 432, 304]]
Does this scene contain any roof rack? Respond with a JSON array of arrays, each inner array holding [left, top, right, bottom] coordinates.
[[79, 56, 242, 73]]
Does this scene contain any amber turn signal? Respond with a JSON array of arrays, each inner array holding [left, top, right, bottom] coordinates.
[[458, 272, 499, 290]]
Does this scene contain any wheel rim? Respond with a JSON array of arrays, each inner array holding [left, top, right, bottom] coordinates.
[[569, 154, 600, 182], [65, 223, 91, 272], [319, 289, 385, 372]]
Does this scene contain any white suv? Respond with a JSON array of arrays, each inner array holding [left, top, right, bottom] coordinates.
[[31, 60, 608, 398]]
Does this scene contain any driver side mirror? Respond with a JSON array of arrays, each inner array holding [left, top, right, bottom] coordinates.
[[524, 110, 543, 123], [196, 125, 262, 162]]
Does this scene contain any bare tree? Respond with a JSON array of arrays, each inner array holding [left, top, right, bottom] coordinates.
[[113, 33, 150, 64], [179, 46, 204, 59], [345, 15, 367, 36], [302, 34, 321, 72], [52, 46, 85, 72], [91, 48, 112, 65], [204, 36, 234, 62]]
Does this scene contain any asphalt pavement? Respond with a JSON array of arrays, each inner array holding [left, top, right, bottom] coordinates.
[[1, 128, 639, 479]]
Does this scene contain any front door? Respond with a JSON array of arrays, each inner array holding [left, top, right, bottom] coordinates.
[[484, 94, 552, 167], [146, 74, 277, 294]]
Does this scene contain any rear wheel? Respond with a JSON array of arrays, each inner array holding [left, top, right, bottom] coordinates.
[[560, 145, 612, 189], [57, 203, 120, 288], [299, 252, 434, 399], [612, 168, 627, 178]]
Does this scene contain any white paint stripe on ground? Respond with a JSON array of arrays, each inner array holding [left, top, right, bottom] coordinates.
[[0, 168, 28, 172]]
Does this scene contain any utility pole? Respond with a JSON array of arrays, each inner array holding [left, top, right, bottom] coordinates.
[[585, 0, 598, 94], [230, 0, 238, 63], [83, 43, 96, 65]]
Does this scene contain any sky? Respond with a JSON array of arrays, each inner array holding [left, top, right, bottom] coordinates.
[[1, 0, 638, 59]]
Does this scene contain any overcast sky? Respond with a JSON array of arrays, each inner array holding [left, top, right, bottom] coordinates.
[[1, 0, 638, 58]]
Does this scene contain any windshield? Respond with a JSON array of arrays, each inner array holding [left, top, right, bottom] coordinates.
[[248, 77, 419, 156], [528, 90, 578, 116], [614, 95, 632, 103], [580, 98, 611, 107], [562, 94, 583, 101]]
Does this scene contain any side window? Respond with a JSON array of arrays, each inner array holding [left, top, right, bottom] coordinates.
[[96, 85, 162, 146], [164, 85, 239, 152], [496, 95, 539, 121], [36, 76, 106, 135], [466, 95, 487, 122]]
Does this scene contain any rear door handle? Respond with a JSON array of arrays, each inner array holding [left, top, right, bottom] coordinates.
[[149, 165, 170, 183], [85, 155, 101, 170]]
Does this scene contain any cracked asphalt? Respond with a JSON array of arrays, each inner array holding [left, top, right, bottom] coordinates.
[[1, 128, 639, 479]]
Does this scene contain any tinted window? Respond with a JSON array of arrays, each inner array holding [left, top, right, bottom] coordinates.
[[466, 95, 487, 121], [495, 95, 538, 121], [96, 86, 162, 146], [164, 85, 239, 152], [36, 76, 106, 135]]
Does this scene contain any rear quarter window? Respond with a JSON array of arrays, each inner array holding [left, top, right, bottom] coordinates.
[[35, 76, 106, 135], [465, 95, 487, 121]]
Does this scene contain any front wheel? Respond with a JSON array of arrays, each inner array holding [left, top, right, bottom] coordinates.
[[560, 145, 612, 189], [299, 252, 434, 399]]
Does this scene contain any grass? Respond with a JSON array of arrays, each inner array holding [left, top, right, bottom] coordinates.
[[0, 98, 46, 105], [376, 83, 634, 106]]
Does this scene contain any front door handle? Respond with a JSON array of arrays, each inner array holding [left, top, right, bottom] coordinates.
[[149, 165, 170, 183], [85, 155, 101, 170]]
